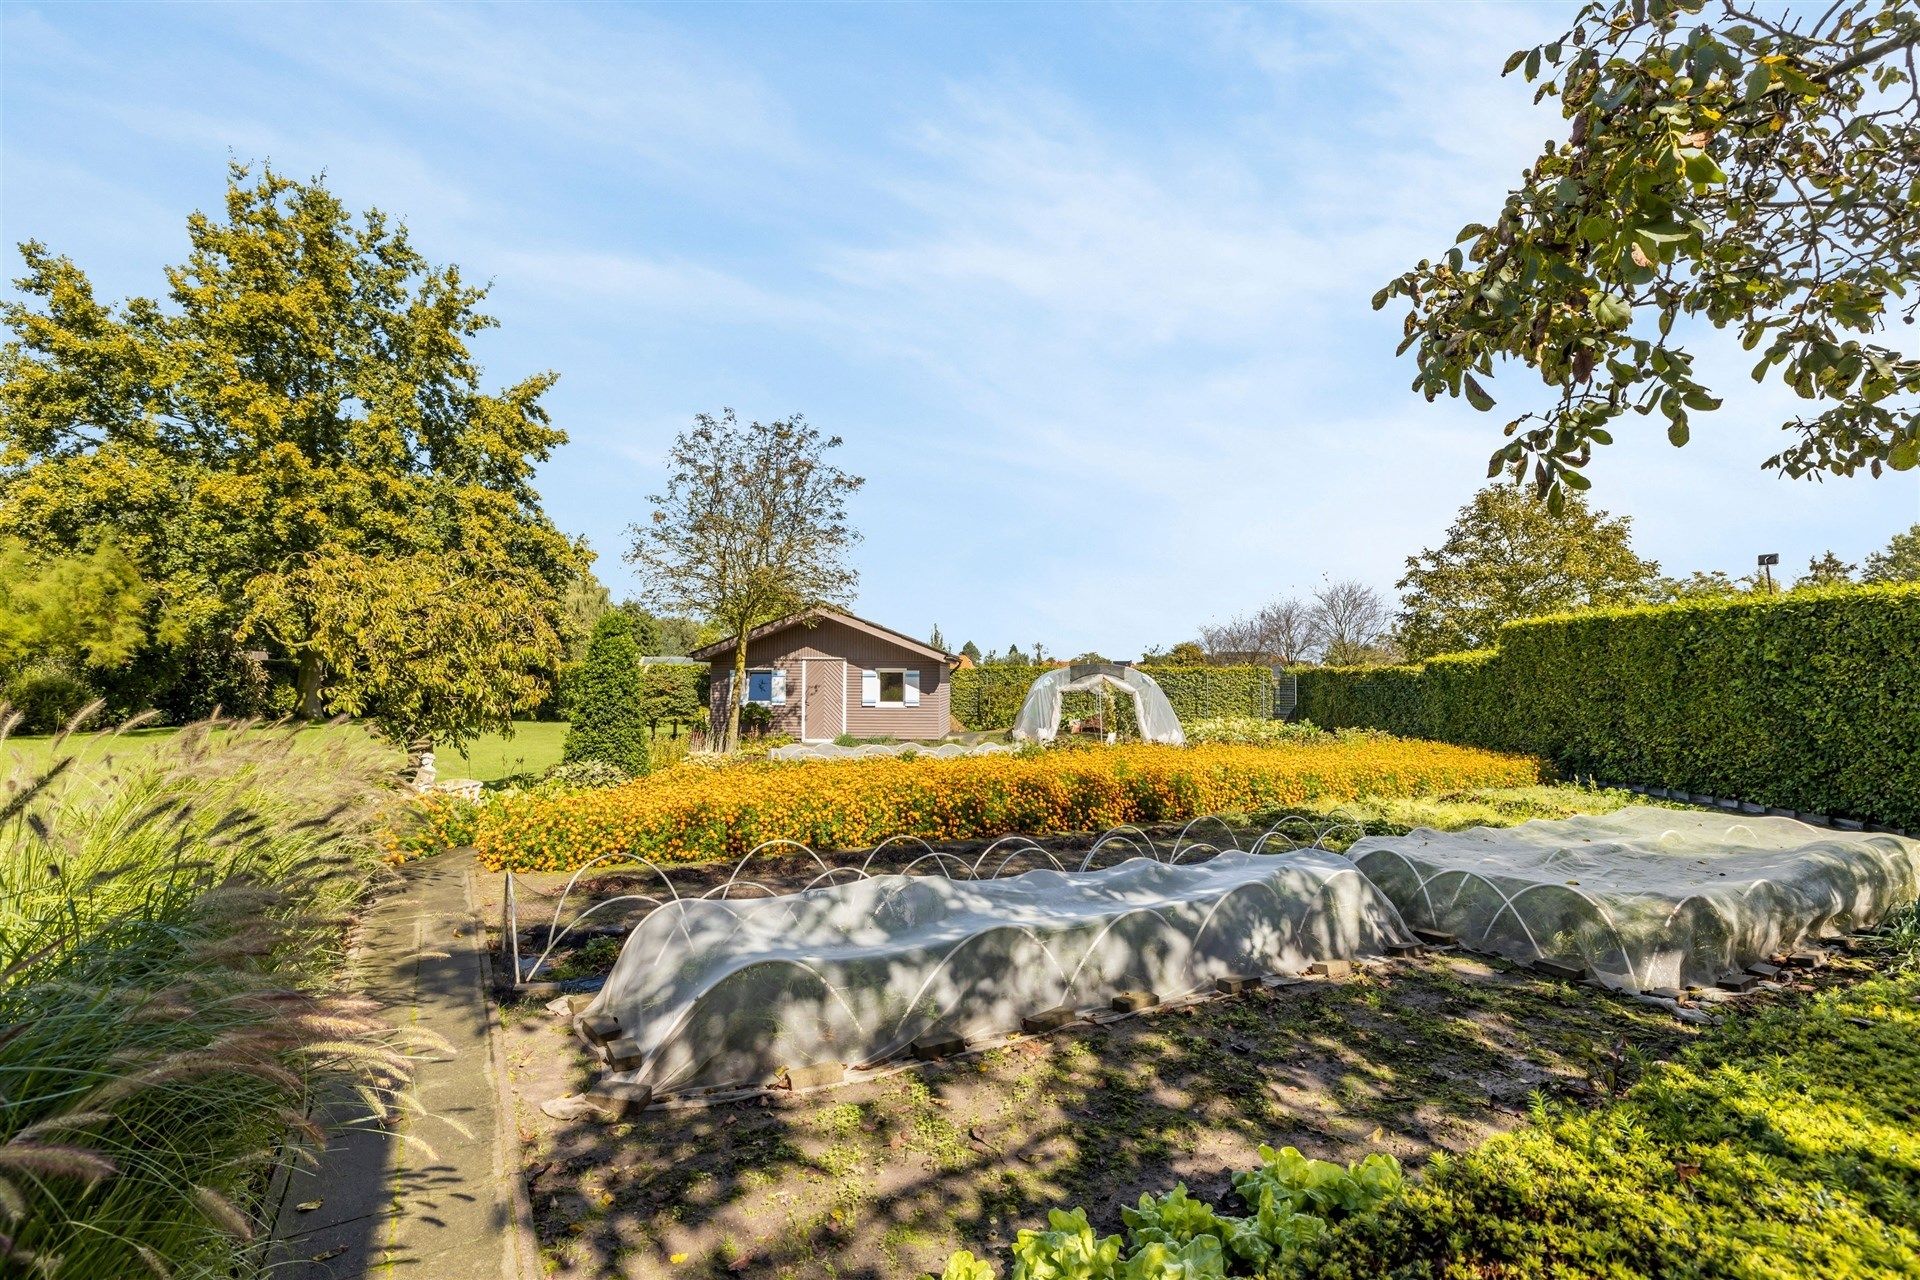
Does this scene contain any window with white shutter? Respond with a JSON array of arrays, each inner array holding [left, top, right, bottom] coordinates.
[[771, 669, 788, 705], [902, 669, 921, 706], [861, 669, 879, 707]]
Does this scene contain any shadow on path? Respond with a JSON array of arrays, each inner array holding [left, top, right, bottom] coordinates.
[[270, 853, 527, 1280]]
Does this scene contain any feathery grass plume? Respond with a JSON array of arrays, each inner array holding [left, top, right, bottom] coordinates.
[[0, 712, 416, 1277]]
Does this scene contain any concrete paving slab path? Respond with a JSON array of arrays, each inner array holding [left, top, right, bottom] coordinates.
[[270, 851, 533, 1280]]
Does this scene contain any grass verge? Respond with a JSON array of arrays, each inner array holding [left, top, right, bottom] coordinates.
[[0, 718, 576, 783]]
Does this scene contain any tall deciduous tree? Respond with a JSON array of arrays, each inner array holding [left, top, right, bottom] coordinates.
[[627, 410, 862, 751], [1378, 0, 1920, 504], [0, 163, 583, 743], [1311, 579, 1396, 667], [1199, 597, 1319, 664], [1396, 484, 1660, 658], [1863, 521, 1920, 581]]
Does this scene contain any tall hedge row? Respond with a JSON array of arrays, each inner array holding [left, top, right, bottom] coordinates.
[[950, 664, 1275, 730], [1296, 585, 1920, 828]]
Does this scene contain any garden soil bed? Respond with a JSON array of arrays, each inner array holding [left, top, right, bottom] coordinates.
[[495, 941, 1708, 1280]]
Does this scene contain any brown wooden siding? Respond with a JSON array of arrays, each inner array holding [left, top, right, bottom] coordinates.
[[707, 617, 950, 741]]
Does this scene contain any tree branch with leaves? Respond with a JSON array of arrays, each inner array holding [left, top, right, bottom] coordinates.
[[1378, 0, 1920, 506]]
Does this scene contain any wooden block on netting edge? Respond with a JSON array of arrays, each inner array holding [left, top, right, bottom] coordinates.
[[578, 1014, 621, 1045], [1021, 1007, 1077, 1034], [605, 1037, 645, 1071], [585, 1079, 652, 1120], [1532, 958, 1586, 983], [912, 1032, 966, 1060], [782, 1061, 845, 1090]]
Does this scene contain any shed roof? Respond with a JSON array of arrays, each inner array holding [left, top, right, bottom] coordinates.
[[689, 607, 953, 664]]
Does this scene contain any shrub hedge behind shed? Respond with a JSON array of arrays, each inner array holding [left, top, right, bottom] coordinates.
[[951, 664, 1276, 731]]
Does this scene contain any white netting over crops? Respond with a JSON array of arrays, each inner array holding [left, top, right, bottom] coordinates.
[[582, 848, 1412, 1094], [1350, 807, 1920, 994]]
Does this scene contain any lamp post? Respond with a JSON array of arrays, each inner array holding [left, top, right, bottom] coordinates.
[[1758, 552, 1780, 594]]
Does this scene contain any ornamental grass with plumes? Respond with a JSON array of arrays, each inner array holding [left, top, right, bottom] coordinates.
[[474, 739, 1546, 871], [0, 711, 417, 1279]]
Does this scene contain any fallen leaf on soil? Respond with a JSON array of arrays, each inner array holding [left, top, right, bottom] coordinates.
[[295, 1200, 323, 1213], [311, 1247, 347, 1262]]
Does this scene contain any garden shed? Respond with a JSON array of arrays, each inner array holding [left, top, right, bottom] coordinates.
[[690, 608, 954, 742]]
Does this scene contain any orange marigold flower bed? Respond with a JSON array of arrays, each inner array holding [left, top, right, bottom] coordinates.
[[472, 740, 1546, 872]]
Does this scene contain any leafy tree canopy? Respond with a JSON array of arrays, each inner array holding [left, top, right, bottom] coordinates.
[[1379, 0, 1920, 505], [0, 163, 583, 743], [1397, 484, 1660, 657], [1654, 567, 1769, 598], [1798, 549, 1858, 584], [0, 537, 149, 675], [627, 409, 862, 750], [635, 662, 707, 736], [1864, 520, 1920, 580], [959, 640, 983, 663]]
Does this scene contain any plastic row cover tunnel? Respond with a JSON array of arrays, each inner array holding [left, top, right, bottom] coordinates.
[[581, 849, 1411, 1095], [1350, 807, 1920, 993], [1010, 663, 1186, 745]]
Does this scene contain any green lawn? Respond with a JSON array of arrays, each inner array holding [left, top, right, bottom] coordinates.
[[440, 721, 569, 781], [2, 719, 568, 782]]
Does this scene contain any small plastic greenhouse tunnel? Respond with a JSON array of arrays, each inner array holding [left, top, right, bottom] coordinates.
[[1010, 662, 1186, 745]]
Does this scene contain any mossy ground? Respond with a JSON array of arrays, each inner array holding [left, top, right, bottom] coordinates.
[[502, 950, 1699, 1279]]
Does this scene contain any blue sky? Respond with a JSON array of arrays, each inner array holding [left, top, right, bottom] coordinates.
[[5, 1, 1916, 657]]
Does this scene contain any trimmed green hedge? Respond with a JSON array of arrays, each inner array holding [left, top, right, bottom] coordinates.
[[952, 664, 1275, 731], [1296, 584, 1920, 828]]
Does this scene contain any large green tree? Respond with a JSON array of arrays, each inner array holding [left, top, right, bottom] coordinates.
[[1396, 484, 1660, 657], [1864, 521, 1920, 581], [0, 163, 584, 744], [1379, 0, 1920, 504], [626, 410, 862, 751]]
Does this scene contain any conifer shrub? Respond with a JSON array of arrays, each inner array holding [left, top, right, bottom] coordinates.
[[562, 612, 650, 777]]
